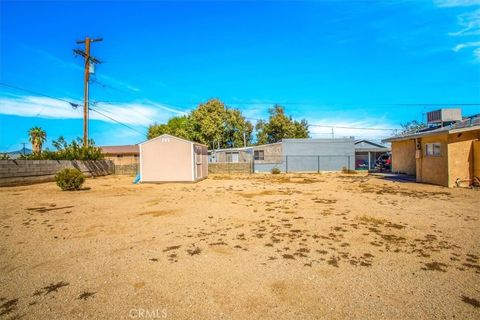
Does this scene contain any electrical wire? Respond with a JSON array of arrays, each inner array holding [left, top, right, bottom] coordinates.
[[4, 81, 473, 134], [0, 82, 145, 136], [246, 117, 399, 131], [88, 107, 146, 136], [0, 82, 82, 107]]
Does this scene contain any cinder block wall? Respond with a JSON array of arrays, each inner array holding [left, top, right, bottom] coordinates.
[[0, 160, 114, 187], [114, 164, 139, 176]]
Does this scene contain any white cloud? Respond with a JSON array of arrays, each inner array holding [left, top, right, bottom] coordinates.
[[0, 95, 187, 126], [453, 41, 480, 51], [435, 0, 480, 7], [473, 47, 480, 59], [438, 2, 480, 61], [448, 9, 480, 36]]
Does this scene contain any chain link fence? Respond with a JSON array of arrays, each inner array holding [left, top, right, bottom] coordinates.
[[253, 155, 354, 173]]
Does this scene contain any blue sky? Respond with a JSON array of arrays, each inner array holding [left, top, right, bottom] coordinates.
[[1, 0, 479, 151]]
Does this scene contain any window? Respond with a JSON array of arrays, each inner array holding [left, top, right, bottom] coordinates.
[[226, 151, 239, 163], [425, 143, 441, 157], [254, 150, 264, 160]]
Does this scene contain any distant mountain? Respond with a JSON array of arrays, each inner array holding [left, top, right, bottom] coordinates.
[[1, 148, 32, 159]]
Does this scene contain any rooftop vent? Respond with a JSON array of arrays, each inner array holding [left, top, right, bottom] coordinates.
[[427, 108, 462, 124]]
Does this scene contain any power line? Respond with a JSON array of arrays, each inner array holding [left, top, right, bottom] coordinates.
[[308, 124, 398, 131], [90, 78, 128, 94], [0, 82, 82, 107], [88, 107, 146, 136], [141, 101, 480, 107], [0, 82, 146, 137], [246, 117, 399, 131]]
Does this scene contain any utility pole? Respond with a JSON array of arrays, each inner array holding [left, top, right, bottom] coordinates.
[[74, 37, 102, 147], [243, 130, 246, 148]]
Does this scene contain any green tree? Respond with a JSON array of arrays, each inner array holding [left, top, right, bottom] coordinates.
[[147, 116, 193, 140], [28, 127, 47, 154], [148, 99, 253, 149], [255, 105, 309, 144], [190, 99, 227, 148], [224, 108, 254, 148], [401, 120, 426, 134], [255, 120, 269, 145]]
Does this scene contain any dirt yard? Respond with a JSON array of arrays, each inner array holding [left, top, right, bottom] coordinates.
[[0, 173, 479, 319]]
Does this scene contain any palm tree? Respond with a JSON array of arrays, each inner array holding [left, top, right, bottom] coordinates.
[[28, 127, 47, 154]]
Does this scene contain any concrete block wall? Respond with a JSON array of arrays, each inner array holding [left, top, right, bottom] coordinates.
[[114, 164, 139, 176], [208, 162, 252, 174], [0, 160, 114, 187]]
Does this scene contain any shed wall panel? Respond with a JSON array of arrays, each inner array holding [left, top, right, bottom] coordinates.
[[141, 137, 193, 182]]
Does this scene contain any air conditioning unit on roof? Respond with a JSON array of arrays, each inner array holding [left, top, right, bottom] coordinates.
[[427, 108, 461, 124]]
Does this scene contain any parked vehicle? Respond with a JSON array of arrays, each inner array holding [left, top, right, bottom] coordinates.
[[375, 153, 392, 171]]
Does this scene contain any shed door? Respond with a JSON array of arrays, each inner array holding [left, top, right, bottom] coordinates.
[[195, 146, 202, 179]]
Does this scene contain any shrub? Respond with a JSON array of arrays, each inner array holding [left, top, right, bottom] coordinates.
[[55, 168, 85, 191], [271, 167, 281, 174], [23, 137, 103, 160]]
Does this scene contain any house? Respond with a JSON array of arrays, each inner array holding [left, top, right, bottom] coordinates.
[[100, 145, 139, 175], [209, 138, 355, 172], [208, 142, 282, 164], [354, 140, 390, 170], [139, 134, 208, 183], [208, 146, 252, 163], [383, 110, 480, 187], [101, 145, 139, 166]]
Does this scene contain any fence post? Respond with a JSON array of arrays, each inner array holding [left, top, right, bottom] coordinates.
[[348, 156, 351, 171], [285, 155, 288, 173]]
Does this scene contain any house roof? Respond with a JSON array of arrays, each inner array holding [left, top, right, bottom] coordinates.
[[354, 139, 390, 152], [383, 116, 480, 143], [101, 145, 139, 155]]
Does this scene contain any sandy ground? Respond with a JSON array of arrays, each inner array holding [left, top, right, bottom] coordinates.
[[0, 173, 479, 319]]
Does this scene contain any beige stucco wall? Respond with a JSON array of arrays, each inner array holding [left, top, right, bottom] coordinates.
[[391, 140, 416, 175], [416, 134, 449, 187], [474, 140, 480, 181], [448, 129, 479, 187], [140, 136, 193, 182], [252, 143, 283, 163]]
